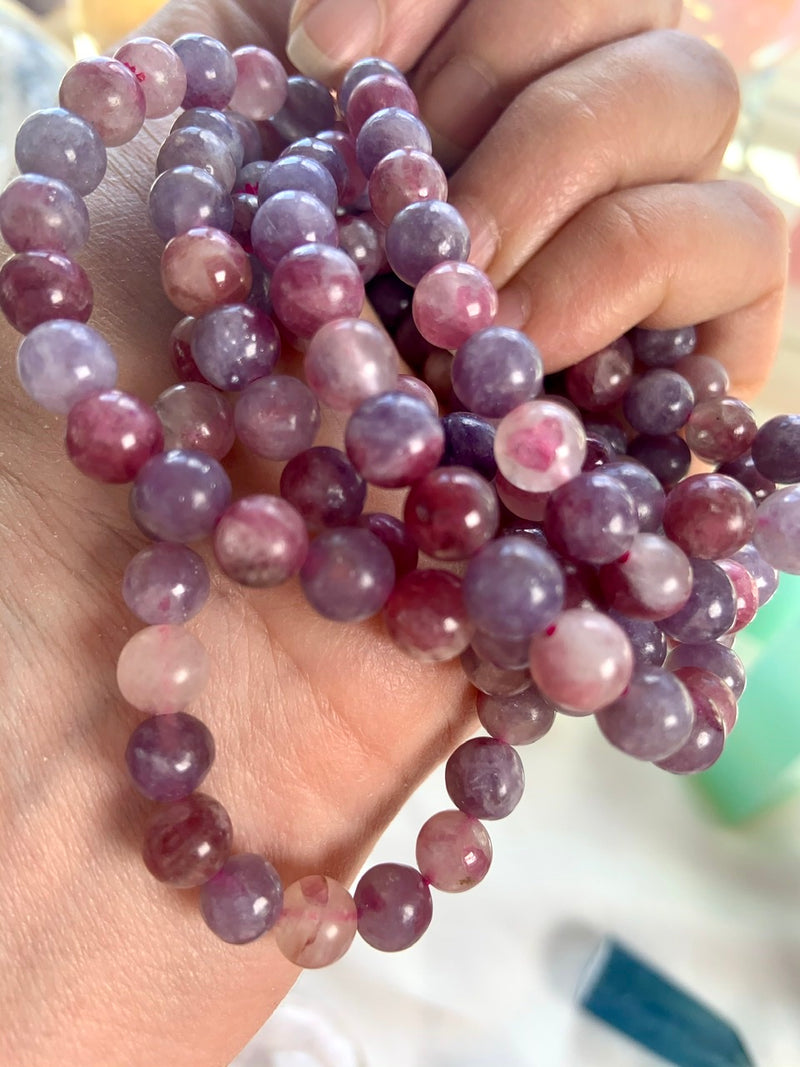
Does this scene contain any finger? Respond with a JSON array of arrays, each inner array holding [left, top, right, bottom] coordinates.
[[448, 30, 740, 281], [412, 0, 682, 169], [286, 0, 465, 83], [135, 0, 292, 54], [494, 180, 788, 397]]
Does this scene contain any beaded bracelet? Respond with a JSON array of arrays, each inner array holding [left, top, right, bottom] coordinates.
[[2, 31, 800, 970]]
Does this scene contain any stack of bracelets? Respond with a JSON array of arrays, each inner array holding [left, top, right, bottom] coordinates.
[[1, 31, 800, 967]]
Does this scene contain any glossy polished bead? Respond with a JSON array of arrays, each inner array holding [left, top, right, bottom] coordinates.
[[598, 533, 693, 621], [404, 466, 499, 560], [752, 414, 800, 484], [416, 810, 492, 893], [66, 389, 163, 483], [630, 325, 696, 367], [148, 166, 233, 241], [16, 320, 117, 413], [413, 261, 497, 350], [672, 665, 738, 735], [229, 46, 288, 120], [123, 542, 210, 625], [251, 190, 338, 272], [385, 201, 470, 286], [383, 569, 472, 661], [470, 628, 531, 670], [445, 738, 524, 820], [157, 127, 237, 191], [317, 129, 367, 205], [345, 391, 444, 488], [354, 863, 432, 952], [191, 303, 279, 390], [368, 148, 447, 226], [304, 318, 397, 412], [259, 155, 337, 213], [595, 666, 695, 761], [0, 251, 92, 333], [130, 449, 232, 542], [15, 108, 107, 196], [270, 75, 337, 142], [270, 244, 364, 339], [171, 108, 244, 168], [280, 446, 366, 528], [608, 611, 667, 668], [752, 485, 800, 574], [731, 542, 779, 606], [659, 558, 737, 643], [279, 137, 349, 200], [674, 352, 729, 402], [717, 453, 776, 504], [234, 375, 320, 460], [627, 433, 691, 488], [442, 412, 497, 481], [622, 369, 695, 436], [654, 690, 725, 775], [477, 686, 557, 745], [494, 399, 586, 493], [543, 470, 638, 566], [173, 34, 237, 109], [340, 57, 406, 111], [347, 73, 419, 135], [154, 382, 235, 459], [0, 174, 90, 255], [142, 792, 232, 887], [452, 326, 543, 418], [125, 711, 214, 802], [114, 37, 188, 118], [300, 528, 395, 621], [214, 496, 308, 586], [715, 557, 759, 632], [337, 213, 385, 282], [355, 107, 432, 176], [117, 624, 210, 713], [665, 641, 745, 699], [356, 513, 418, 577], [59, 57, 145, 146], [274, 875, 358, 968], [201, 853, 284, 944], [161, 227, 252, 316], [460, 647, 530, 696], [662, 474, 756, 560], [603, 459, 665, 533], [684, 397, 757, 464], [565, 338, 634, 411]]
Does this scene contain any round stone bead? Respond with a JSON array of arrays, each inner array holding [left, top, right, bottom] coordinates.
[[157, 127, 237, 191], [16, 320, 117, 413], [565, 337, 635, 411], [752, 414, 800, 484], [460, 647, 530, 697], [662, 473, 756, 560], [451, 326, 543, 418], [385, 201, 470, 286], [346, 73, 419, 135], [368, 148, 447, 227], [142, 792, 232, 887], [234, 375, 321, 460], [214, 496, 308, 587], [59, 57, 146, 147], [627, 432, 692, 489], [356, 513, 418, 577], [114, 37, 188, 118], [226, 112, 262, 165], [665, 641, 746, 699], [270, 75, 337, 142], [280, 446, 366, 528], [445, 738, 524, 820], [66, 389, 164, 483], [413, 261, 497, 350], [191, 303, 279, 390], [595, 666, 695, 761], [684, 397, 757, 464], [345, 391, 444, 488], [602, 459, 665, 533], [716, 557, 759, 632], [229, 46, 288, 120], [716, 453, 776, 504], [622, 368, 695, 436], [117, 624, 210, 714], [659, 558, 738, 643], [477, 686, 557, 745], [494, 399, 586, 493], [654, 689, 725, 775], [630, 325, 696, 367], [300, 528, 395, 622], [441, 412, 497, 481], [403, 466, 499, 560], [173, 33, 237, 109], [543, 470, 639, 566], [123, 542, 210, 625], [752, 485, 800, 574], [598, 533, 693, 621], [383, 569, 472, 661], [258, 155, 338, 213], [337, 213, 385, 282], [356, 107, 433, 177], [154, 382, 235, 460], [471, 628, 530, 670], [169, 316, 205, 383], [251, 190, 338, 272], [14, 108, 107, 196], [354, 863, 432, 952], [0, 174, 90, 255], [130, 449, 232, 543], [0, 251, 92, 334], [731, 542, 779, 606], [674, 352, 729, 402], [395, 373, 439, 412], [270, 244, 364, 339], [672, 665, 738, 734], [161, 228, 252, 316], [148, 166, 233, 241], [494, 473, 549, 522], [200, 853, 284, 944], [125, 711, 215, 802], [304, 318, 397, 412], [529, 609, 634, 714], [170, 109, 243, 169], [274, 875, 358, 968], [339, 57, 406, 112], [279, 138, 349, 201], [608, 611, 667, 668], [415, 810, 492, 893]]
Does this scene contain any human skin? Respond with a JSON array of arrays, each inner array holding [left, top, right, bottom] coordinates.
[[0, 1, 788, 1065]]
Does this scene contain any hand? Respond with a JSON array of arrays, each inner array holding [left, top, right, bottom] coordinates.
[[0, 2, 788, 1066]]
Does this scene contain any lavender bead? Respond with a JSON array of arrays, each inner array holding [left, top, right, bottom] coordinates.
[[279, 138, 348, 201], [337, 214, 385, 282], [201, 853, 283, 944], [229, 47, 288, 121], [59, 57, 146, 147], [445, 738, 525, 820], [316, 129, 367, 205], [123, 542, 209, 625], [730, 542, 779, 606], [441, 412, 498, 481], [214, 495, 308, 586], [602, 459, 665, 532], [345, 391, 444, 487], [234, 375, 321, 461], [752, 414, 800, 484], [666, 642, 746, 699], [280, 446, 366, 528], [354, 863, 432, 952], [461, 647, 531, 696], [595, 666, 695, 761], [452, 327, 543, 417], [15, 108, 107, 196], [416, 810, 492, 893], [270, 76, 337, 142], [752, 485, 800, 574], [717, 453, 776, 504], [130, 449, 232, 543], [0, 251, 92, 334], [627, 433, 691, 488], [125, 711, 215, 802], [270, 244, 364, 339], [339, 58, 406, 112], [251, 191, 338, 272], [0, 175, 89, 255], [630, 325, 696, 367], [191, 304, 279, 390], [368, 147, 447, 226], [16, 320, 117, 413], [225, 111, 263, 165], [654, 695, 725, 775], [156, 127, 237, 192], [304, 318, 397, 412], [385, 200, 470, 286], [172, 107, 244, 168], [172, 34, 237, 110], [113, 37, 188, 119], [356, 107, 433, 176], [300, 528, 395, 622], [477, 686, 557, 746], [346, 73, 419, 135], [622, 369, 695, 435], [659, 558, 737, 642], [258, 155, 338, 213], [148, 166, 233, 240], [543, 470, 639, 565], [608, 611, 667, 668]]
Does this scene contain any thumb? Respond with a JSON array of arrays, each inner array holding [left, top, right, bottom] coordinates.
[[286, 0, 463, 84]]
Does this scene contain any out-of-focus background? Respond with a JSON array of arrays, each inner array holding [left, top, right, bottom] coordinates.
[[2, 1, 800, 1064]]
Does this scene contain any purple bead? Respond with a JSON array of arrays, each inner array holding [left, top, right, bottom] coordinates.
[[415, 809, 492, 894], [148, 166, 233, 240], [337, 214, 385, 282], [463, 535, 564, 640], [565, 338, 635, 411], [200, 853, 284, 944], [154, 382, 235, 460], [156, 127, 237, 192], [339, 58, 406, 112], [346, 73, 419, 135], [258, 155, 338, 213], [654, 690, 725, 775], [191, 304, 279, 390], [354, 863, 432, 952], [270, 244, 364, 339], [229, 47, 288, 122], [59, 57, 145, 147], [404, 466, 499, 560], [602, 459, 665, 533], [451, 326, 543, 417], [225, 111, 264, 165], [356, 107, 433, 176], [130, 449, 232, 543], [445, 737, 525, 820], [230, 192, 258, 249], [345, 391, 444, 488], [0, 251, 92, 334], [113, 37, 188, 119], [214, 495, 308, 586], [15, 108, 107, 196], [356, 513, 419, 576], [169, 317, 204, 383], [752, 485, 800, 574], [630, 325, 696, 367], [0, 174, 89, 255], [659, 558, 737, 642], [476, 686, 557, 745], [595, 666, 695, 761], [662, 473, 756, 560], [384, 569, 472, 661], [717, 453, 776, 504], [627, 433, 691, 488], [666, 641, 745, 699], [142, 792, 232, 887], [172, 34, 237, 109], [125, 711, 215, 802], [66, 389, 163, 483], [685, 397, 757, 465], [368, 148, 447, 227], [623, 369, 695, 435], [234, 375, 321, 460], [16, 320, 117, 413], [460, 647, 530, 697], [172, 107, 244, 168], [730, 542, 779, 606], [270, 76, 337, 142], [543, 470, 639, 565], [608, 611, 667, 668], [280, 446, 366, 528], [123, 542, 209, 625], [317, 129, 367, 206], [752, 414, 800, 484], [251, 190, 338, 272], [385, 200, 470, 286], [300, 528, 395, 622], [279, 137, 348, 201], [441, 412, 498, 481], [674, 352, 729, 402]]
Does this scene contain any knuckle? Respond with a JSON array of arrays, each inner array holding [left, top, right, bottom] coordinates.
[[730, 181, 789, 286], [668, 29, 741, 116]]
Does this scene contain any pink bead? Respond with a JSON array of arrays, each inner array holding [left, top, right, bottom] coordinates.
[[270, 244, 365, 339], [274, 875, 358, 968], [529, 609, 634, 714], [168, 316, 206, 383], [143, 792, 232, 887], [383, 569, 473, 661], [494, 399, 587, 493], [161, 227, 252, 317], [0, 251, 92, 334], [598, 533, 693, 621], [228, 46, 288, 120], [154, 382, 235, 460], [368, 148, 448, 227], [114, 37, 188, 119], [213, 495, 309, 587], [395, 373, 439, 413], [672, 666, 738, 735], [59, 58, 145, 147], [66, 389, 164, 483], [715, 557, 759, 632], [117, 624, 210, 714], [347, 74, 419, 136], [413, 261, 498, 350], [404, 466, 499, 560], [304, 318, 398, 411], [416, 810, 492, 893]]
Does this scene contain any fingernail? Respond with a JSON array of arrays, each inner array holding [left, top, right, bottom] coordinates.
[[421, 56, 499, 169], [287, 0, 384, 82], [456, 197, 499, 272], [495, 284, 531, 331]]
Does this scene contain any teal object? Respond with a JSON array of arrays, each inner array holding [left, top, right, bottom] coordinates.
[[695, 572, 800, 822]]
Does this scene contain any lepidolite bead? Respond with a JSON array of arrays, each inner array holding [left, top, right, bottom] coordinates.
[[229, 46, 288, 120], [191, 303, 279, 390], [304, 318, 398, 412], [452, 326, 544, 418], [715, 557, 759, 632], [345, 391, 444, 488], [385, 201, 470, 286], [59, 57, 146, 147], [413, 261, 497, 350], [300, 528, 395, 622], [251, 190, 338, 272], [383, 569, 472, 661], [148, 166, 234, 241], [460, 646, 530, 697], [403, 466, 499, 560], [445, 738, 524, 820], [354, 863, 432, 952], [732, 541, 779, 605], [654, 688, 726, 775], [543, 470, 638, 566], [665, 641, 745, 699], [157, 127, 237, 191], [494, 399, 586, 493], [130, 449, 232, 543], [598, 533, 693, 621], [270, 243, 364, 339], [476, 686, 557, 745], [66, 390, 164, 483], [173, 34, 237, 110], [234, 375, 321, 460], [280, 446, 366, 528], [142, 792, 232, 887], [200, 853, 283, 944], [14, 108, 107, 196], [114, 37, 188, 118], [565, 338, 634, 411], [125, 711, 215, 802], [0, 175, 90, 255], [684, 397, 757, 464], [161, 227, 252, 317], [355, 107, 433, 177], [270, 74, 337, 142], [595, 666, 695, 761], [274, 875, 358, 968], [214, 496, 308, 587], [630, 325, 696, 367], [658, 558, 738, 643], [123, 542, 210, 625], [0, 251, 92, 334], [117, 624, 210, 714], [662, 473, 756, 560], [752, 414, 800, 484], [368, 148, 447, 227], [672, 665, 738, 735], [16, 320, 117, 413], [356, 513, 418, 576], [154, 382, 235, 460], [416, 810, 492, 893]]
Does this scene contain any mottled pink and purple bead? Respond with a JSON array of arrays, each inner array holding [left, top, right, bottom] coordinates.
[[274, 875, 358, 968], [354, 863, 432, 952], [59, 57, 145, 146], [125, 711, 215, 802], [66, 389, 163, 483], [416, 810, 492, 893], [143, 792, 232, 887], [200, 853, 284, 944], [214, 495, 309, 587], [117, 623, 210, 714], [123, 542, 210, 625]]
